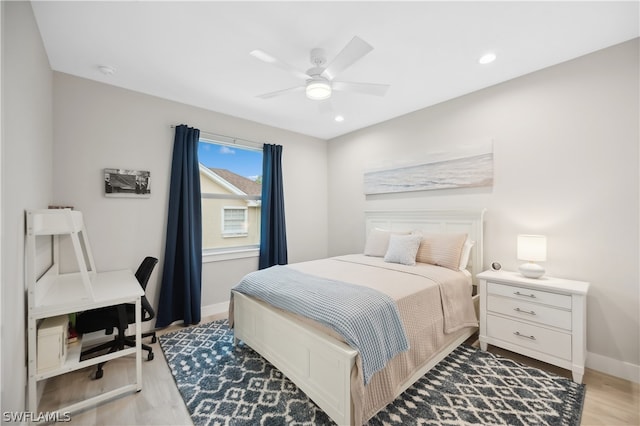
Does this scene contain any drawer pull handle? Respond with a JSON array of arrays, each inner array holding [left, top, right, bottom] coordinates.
[[514, 291, 536, 298], [514, 331, 536, 340], [514, 307, 536, 315]]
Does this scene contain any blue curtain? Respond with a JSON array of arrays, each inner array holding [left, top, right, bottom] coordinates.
[[156, 125, 202, 327], [259, 144, 288, 269]]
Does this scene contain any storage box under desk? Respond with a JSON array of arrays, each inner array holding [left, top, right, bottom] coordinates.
[[37, 315, 69, 373]]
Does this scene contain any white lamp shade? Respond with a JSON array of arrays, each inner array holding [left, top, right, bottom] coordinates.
[[517, 235, 547, 262]]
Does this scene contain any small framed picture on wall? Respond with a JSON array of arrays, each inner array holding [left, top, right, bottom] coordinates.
[[104, 168, 151, 198]]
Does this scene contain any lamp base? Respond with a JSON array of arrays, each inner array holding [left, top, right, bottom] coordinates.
[[519, 262, 545, 279]]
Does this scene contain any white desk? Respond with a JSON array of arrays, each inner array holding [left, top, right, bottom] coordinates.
[[27, 269, 143, 416], [25, 209, 146, 418]]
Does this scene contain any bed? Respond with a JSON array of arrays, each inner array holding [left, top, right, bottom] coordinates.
[[230, 209, 485, 425]]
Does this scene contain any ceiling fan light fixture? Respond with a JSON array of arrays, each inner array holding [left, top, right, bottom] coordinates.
[[306, 80, 332, 100]]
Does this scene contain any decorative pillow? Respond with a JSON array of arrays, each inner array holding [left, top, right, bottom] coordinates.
[[416, 233, 468, 270], [458, 237, 475, 270], [364, 228, 409, 257], [384, 233, 423, 266]]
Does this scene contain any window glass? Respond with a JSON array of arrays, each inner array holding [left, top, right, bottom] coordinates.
[[223, 207, 248, 236], [198, 140, 262, 252]]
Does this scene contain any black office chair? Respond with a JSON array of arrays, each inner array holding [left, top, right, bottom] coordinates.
[[76, 256, 159, 379], [133, 256, 159, 345]]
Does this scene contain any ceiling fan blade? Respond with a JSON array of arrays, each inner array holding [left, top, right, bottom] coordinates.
[[250, 50, 309, 81], [256, 85, 305, 99], [321, 36, 373, 81], [332, 81, 389, 97]]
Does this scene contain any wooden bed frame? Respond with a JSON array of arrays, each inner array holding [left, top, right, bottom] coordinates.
[[232, 209, 485, 425]]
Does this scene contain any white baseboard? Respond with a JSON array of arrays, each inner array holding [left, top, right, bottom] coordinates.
[[201, 301, 230, 319], [587, 351, 640, 383]]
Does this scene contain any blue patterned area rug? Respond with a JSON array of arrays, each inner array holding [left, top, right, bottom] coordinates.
[[159, 319, 585, 426]]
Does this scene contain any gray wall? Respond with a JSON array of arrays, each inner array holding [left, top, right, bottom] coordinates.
[[1, 1, 54, 413], [327, 39, 639, 379], [52, 72, 329, 321]]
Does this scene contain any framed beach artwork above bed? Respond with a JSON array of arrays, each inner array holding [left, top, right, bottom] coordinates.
[[364, 141, 493, 195]]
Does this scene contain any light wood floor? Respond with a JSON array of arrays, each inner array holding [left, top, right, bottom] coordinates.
[[42, 316, 639, 425]]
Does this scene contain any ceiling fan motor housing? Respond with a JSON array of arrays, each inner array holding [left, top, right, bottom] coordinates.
[[306, 67, 326, 79], [310, 48, 327, 67]]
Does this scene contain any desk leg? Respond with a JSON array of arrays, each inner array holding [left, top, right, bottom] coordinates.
[[27, 316, 38, 413], [135, 297, 142, 391]]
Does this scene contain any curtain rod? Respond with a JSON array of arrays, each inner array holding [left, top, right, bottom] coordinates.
[[170, 125, 265, 149]]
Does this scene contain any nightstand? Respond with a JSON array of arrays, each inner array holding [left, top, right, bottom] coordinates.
[[477, 270, 589, 383]]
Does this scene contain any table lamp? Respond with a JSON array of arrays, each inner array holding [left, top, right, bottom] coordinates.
[[517, 234, 547, 278]]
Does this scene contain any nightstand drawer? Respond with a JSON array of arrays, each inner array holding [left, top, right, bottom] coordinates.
[[488, 282, 571, 309], [487, 295, 572, 330], [486, 315, 572, 360]]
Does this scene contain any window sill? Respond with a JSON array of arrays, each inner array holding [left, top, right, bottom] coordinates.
[[202, 247, 259, 263]]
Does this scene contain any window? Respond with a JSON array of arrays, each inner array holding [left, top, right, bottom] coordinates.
[[198, 139, 262, 257], [222, 207, 248, 236]]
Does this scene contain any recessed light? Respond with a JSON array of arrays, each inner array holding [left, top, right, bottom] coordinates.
[[98, 65, 116, 75], [478, 53, 496, 65], [334, 115, 344, 122]]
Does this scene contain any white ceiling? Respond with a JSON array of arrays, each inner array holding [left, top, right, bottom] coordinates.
[[31, 1, 639, 140]]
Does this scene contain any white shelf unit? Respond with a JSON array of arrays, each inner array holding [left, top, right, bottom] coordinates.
[[25, 209, 143, 417]]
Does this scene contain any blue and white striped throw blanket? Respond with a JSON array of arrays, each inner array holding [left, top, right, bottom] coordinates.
[[232, 265, 409, 384]]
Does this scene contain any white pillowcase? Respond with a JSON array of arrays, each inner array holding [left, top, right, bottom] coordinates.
[[384, 233, 423, 266], [458, 237, 475, 270], [364, 228, 409, 257], [367, 228, 475, 270]]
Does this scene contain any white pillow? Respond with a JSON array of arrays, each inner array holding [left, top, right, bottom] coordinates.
[[364, 228, 409, 257], [384, 234, 423, 266], [458, 237, 475, 270]]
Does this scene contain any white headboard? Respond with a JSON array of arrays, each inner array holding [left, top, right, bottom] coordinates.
[[365, 209, 486, 284]]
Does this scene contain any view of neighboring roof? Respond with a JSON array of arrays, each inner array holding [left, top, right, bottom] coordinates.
[[209, 168, 261, 196]]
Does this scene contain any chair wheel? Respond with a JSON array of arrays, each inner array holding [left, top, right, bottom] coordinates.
[[148, 352, 154, 361], [151, 336, 157, 344], [95, 369, 104, 380]]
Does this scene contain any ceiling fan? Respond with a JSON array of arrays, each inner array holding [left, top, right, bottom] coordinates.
[[250, 36, 389, 101]]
